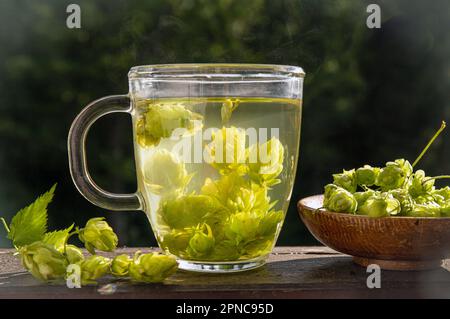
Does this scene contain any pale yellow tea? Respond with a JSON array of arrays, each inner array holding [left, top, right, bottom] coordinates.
[[133, 97, 301, 262]]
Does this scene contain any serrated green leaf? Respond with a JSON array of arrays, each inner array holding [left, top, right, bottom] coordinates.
[[42, 224, 74, 252], [8, 184, 56, 247]]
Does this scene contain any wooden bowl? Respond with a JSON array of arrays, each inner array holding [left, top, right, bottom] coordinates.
[[297, 195, 450, 270]]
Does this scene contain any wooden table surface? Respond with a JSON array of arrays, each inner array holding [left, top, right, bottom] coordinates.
[[1, 246, 449, 299]]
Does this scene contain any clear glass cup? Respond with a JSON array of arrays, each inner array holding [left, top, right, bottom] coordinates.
[[68, 64, 304, 272]]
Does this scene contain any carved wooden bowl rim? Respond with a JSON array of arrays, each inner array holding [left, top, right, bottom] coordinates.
[[297, 194, 450, 221]]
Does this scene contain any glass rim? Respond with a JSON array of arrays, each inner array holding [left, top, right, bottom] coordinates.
[[128, 63, 305, 79]]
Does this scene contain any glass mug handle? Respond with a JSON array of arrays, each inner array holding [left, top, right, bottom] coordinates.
[[68, 95, 143, 211]]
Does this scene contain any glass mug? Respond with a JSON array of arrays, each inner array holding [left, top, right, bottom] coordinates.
[[68, 64, 304, 272]]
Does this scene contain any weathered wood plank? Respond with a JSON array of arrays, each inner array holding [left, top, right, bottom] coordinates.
[[0, 247, 449, 299]]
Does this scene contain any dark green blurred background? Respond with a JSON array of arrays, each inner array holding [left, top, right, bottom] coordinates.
[[0, 0, 449, 247]]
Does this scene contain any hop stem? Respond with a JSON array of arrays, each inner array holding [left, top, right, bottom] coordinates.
[[63, 229, 80, 255], [422, 175, 450, 185], [0, 217, 10, 234], [412, 121, 446, 168]]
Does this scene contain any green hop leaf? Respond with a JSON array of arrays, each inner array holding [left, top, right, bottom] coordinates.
[[129, 252, 178, 283], [242, 239, 273, 259], [228, 183, 272, 214], [224, 211, 260, 244], [323, 185, 358, 213], [201, 172, 248, 206], [19, 241, 68, 282], [210, 240, 240, 261], [384, 195, 402, 216], [332, 169, 357, 193], [356, 165, 380, 186], [433, 186, 450, 202], [415, 195, 435, 204], [142, 149, 192, 194], [161, 228, 193, 257], [357, 193, 401, 217], [407, 202, 441, 217], [187, 223, 215, 257], [431, 194, 446, 206], [376, 159, 412, 191], [247, 137, 284, 187], [206, 126, 248, 175], [136, 102, 203, 148], [440, 203, 450, 217], [77, 255, 111, 285], [389, 188, 414, 215], [353, 190, 377, 207], [258, 210, 283, 237], [111, 254, 132, 277], [79, 217, 118, 254], [8, 184, 56, 247], [160, 194, 225, 229], [65, 245, 84, 264], [395, 159, 414, 176], [408, 170, 435, 198], [323, 184, 338, 206], [42, 224, 74, 252], [221, 99, 240, 123], [201, 174, 274, 215]]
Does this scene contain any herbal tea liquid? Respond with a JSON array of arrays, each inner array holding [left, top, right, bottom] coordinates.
[[133, 97, 301, 262]]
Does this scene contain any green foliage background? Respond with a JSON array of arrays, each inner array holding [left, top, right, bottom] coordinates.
[[0, 0, 449, 247]]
